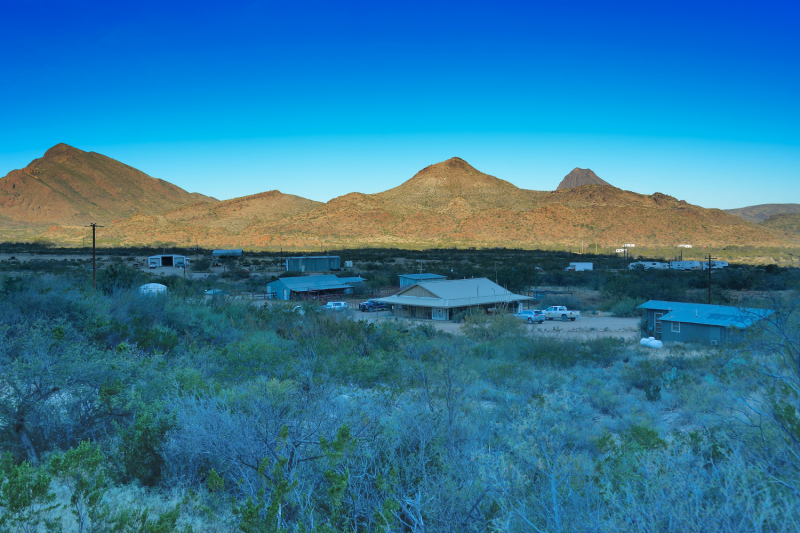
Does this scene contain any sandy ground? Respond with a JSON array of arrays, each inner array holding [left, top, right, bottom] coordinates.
[[343, 309, 640, 339]]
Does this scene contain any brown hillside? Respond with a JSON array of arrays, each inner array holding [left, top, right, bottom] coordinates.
[[725, 203, 800, 223], [0, 143, 216, 227], [374, 157, 540, 213], [760, 213, 800, 238], [3, 152, 795, 249], [556, 168, 610, 190]]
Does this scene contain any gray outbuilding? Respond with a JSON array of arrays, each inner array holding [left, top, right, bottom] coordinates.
[[212, 249, 244, 258], [637, 300, 773, 345], [285, 256, 341, 272], [267, 274, 365, 300]]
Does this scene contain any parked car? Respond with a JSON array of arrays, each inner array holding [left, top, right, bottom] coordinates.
[[323, 301, 348, 311], [514, 309, 545, 324], [359, 299, 386, 312], [543, 306, 580, 321], [292, 305, 306, 316]]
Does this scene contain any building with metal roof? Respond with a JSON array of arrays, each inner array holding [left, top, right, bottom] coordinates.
[[147, 255, 188, 268], [637, 300, 774, 345], [285, 256, 341, 272], [267, 274, 366, 300], [399, 273, 447, 287], [374, 278, 532, 321], [212, 249, 244, 258]]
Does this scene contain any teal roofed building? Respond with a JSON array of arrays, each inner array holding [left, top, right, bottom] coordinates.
[[637, 300, 774, 345]]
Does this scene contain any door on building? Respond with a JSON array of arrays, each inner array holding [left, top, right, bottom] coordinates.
[[654, 312, 664, 339]]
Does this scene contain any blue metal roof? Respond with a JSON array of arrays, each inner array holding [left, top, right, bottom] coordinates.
[[336, 277, 366, 284], [638, 300, 773, 329], [268, 275, 359, 292], [400, 273, 446, 280]]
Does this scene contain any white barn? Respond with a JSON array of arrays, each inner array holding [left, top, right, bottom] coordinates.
[[148, 255, 188, 268]]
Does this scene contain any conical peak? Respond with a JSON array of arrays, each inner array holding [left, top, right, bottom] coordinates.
[[42, 143, 84, 160], [414, 157, 475, 176], [557, 167, 610, 190]]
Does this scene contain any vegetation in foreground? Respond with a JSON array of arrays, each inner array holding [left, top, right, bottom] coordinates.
[[0, 269, 799, 531]]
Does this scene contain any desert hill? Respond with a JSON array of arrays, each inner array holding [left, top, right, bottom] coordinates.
[[556, 168, 610, 190], [725, 203, 800, 223], [759, 213, 800, 238], [0, 143, 216, 228], [99, 158, 789, 249], [1, 149, 795, 249], [373, 157, 539, 213]]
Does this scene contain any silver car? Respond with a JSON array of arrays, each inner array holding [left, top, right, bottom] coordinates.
[[513, 309, 545, 324]]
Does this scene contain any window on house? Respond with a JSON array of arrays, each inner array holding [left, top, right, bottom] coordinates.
[[654, 313, 664, 333], [671, 322, 681, 333]]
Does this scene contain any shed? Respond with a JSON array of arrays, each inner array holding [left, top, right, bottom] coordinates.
[[399, 273, 447, 287], [212, 249, 244, 258], [267, 274, 365, 300], [285, 256, 341, 272], [375, 278, 532, 321], [637, 300, 773, 345], [139, 283, 167, 296], [148, 255, 188, 268]]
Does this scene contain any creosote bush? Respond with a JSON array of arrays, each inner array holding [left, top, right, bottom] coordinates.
[[0, 270, 799, 532]]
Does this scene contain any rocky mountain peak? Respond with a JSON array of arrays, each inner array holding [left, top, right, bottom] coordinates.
[[556, 168, 610, 190]]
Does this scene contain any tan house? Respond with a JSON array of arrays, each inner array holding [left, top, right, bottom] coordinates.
[[374, 278, 533, 321]]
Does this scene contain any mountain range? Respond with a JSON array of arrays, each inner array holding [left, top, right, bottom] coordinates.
[[0, 144, 796, 249], [724, 203, 800, 223]]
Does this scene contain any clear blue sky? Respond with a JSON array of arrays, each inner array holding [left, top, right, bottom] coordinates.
[[1, 0, 798, 209]]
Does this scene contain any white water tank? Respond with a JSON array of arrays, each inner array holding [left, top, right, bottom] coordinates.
[[139, 283, 167, 296], [639, 336, 663, 349]]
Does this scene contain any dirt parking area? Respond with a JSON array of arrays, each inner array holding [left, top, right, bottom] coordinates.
[[351, 312, 641, 339], [526, 316, 641, 339]]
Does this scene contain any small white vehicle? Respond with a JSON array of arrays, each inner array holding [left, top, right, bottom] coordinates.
[[514, 309, 545, 324], [323, 301, 348, 311], [292, 305, 306, 315], [543, 306, 580, 321]]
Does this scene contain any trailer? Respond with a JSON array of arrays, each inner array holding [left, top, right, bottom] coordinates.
[[629, 261, 669, 270], [669, 260, 702, 271], [702, 261, 729, 270]]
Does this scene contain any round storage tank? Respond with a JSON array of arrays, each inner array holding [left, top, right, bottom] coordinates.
[[139, 283, 168, 296]]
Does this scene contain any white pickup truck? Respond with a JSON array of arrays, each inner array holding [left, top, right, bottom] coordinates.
[[543, 306, 580, 321]]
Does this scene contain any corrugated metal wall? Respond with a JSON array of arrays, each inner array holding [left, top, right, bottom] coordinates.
[[286, 256, 341, 272]]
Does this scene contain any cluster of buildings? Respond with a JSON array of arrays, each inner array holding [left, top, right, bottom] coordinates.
[[143, 251, 774, 346]]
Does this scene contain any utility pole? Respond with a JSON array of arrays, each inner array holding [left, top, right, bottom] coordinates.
[[707, 253, 717, 304], [86, 223, 103, 290]]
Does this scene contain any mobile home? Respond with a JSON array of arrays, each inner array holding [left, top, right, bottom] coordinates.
[[669, 261, 702, 271]]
